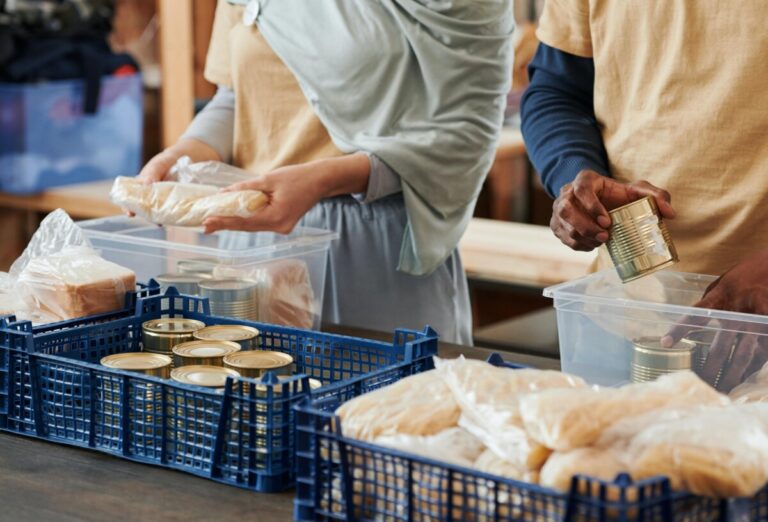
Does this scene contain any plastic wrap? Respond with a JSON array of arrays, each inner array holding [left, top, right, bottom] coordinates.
[[375, 428, 485, 468], [628, 403, 768, 497], [519, 371, 729, 451], [110, 176, 268, 227], [473, 448, 540, 483], [1, 210, 135, 323], [168, 155, 254, 188], [213, 259, 316, 329], [433, 356, 585, 470], [336, 370, 459, 441], [539, 448, 628, 492], [729, 363, 768, 403]]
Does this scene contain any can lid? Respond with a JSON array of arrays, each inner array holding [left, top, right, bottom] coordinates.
[[172, 340, 242, 358], [198, 279, 257, 291], [633, 337, 696, 370], [171, 365, 241, 387], [223, 350, 294, 369], [633, 337, 696, 353], [194, 325, 260, 342], [608, 196, 656, 220], [101, 352, 172, 370], [177, 258, 217, 271], [143, 318, 206, 334]]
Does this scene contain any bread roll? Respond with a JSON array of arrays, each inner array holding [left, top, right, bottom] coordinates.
[[520, 371, 729, 451], [434, 357, 586, 469], [111, 176, 268, 227]]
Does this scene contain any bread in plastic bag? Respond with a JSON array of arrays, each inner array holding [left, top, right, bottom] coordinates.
[[628, 403, 768, 497], [213, 258, 316, 329], [336, 370, 459, 441], [520, 371, 729, 451], [110, 176, 268, 227], [1, 209, 135, 323], [473, 448, 540, 483], [433, 356, 586, 469], [539, 448, 628, 492], [375, 427, 485, 468]]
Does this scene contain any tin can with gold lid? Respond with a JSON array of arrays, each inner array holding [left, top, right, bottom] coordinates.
[[155, 274, 204, 296], [198, 279, 259, 321], [631, 337, 697, 383], [223, 350, 294, 379], [193, 325, 260, 350], [172, 340, 241, 368], [101, 352, 172, 379], [606, 196, 678, 283], [171, 365, 241, 391], [142, 318, 206, 355]]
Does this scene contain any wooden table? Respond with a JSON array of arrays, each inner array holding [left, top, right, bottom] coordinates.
[[0, 327, 557, 522]]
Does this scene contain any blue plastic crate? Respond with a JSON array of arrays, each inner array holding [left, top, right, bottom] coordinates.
[[0, 73, 143, 194], [0, 289, 437, 492], [293, 354, 768, 521]]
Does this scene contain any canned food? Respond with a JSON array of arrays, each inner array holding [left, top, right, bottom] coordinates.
[[177, 258, 217, 278], [172, 340, 241, 368], [606, 196, 679, 283], [223, 350, 294, 378], [198, 279, 259, 321], [171, 364, 241, 390], [155, 273, 204, 296], [142, 318, 206, 355], [631, 337, 697, 383], [193, 325, 260, 350], [100, 352, 172, 379]]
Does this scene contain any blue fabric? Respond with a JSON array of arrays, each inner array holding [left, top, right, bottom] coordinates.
[[521, 43, 609, 197]]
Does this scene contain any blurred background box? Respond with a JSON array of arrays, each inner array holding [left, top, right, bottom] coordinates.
[[0, 72, 143, 194]]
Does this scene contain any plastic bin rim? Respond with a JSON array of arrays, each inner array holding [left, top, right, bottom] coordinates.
[[77, 216, 339, 258], [543, 270, 768, 326]]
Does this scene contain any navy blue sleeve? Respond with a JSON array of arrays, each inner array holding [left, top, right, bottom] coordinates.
[[520, 42, 609, 197]]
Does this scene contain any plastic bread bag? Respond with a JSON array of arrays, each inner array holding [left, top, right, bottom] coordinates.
[[5, 209, 136, 323], [374, 427, 486, 468], [519, 371, 730, 451], [335, 369, 460, 441], [213, 259, 316, 329], [433, 356, 586, 470], [626, 403, 768, 497], [539, 447, 629, 492], [110, 176, 268, 227], [167, 155, 254, 188], [729, 362, 768, 403], [473, 448, 540, 483]]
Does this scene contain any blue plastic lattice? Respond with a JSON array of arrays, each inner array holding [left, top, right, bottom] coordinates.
[[293, 354, 768, 522], [0, 288, 437, 492]]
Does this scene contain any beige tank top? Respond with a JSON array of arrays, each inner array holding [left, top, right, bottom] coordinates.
[[203, 1, 343, 174]]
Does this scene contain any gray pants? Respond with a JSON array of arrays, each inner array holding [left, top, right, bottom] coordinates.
[[300, 194, 472, 345]]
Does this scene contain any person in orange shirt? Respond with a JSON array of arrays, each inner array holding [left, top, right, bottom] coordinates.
[[521, 0, 768, 389]]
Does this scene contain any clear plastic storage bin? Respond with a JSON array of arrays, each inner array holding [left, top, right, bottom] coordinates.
[[0, 73, 142, 194], [545, 269, 768, 388], [78, 216, 337, 329]]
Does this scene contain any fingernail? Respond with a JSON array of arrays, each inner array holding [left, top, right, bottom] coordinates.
[[660, 335, 674, 348], [596, 231, 609, 243], [597, 216, 611, 228]]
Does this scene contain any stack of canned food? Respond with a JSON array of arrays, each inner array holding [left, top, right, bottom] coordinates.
[[631, 330, 715, 384], [99, 319, 315, 392]]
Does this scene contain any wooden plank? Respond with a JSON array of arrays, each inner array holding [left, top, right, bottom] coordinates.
[[459, 218, 597, 288], [158, 0, 195, 148], [0, 181, 118, 219]]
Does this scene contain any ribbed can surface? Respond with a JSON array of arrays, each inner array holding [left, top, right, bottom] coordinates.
[[198, 280, 259, 321], [606, 197, 679, 283], [631, 337, 696, 383], [155, 274, 204, 296], [142, 318, 206, 356]]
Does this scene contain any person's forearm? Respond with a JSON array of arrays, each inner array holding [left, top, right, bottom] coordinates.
[[310, 153, 371, 199], [181, 86, 235, 163], [161, 137, 222, 165], [521, 43, 609, 197]]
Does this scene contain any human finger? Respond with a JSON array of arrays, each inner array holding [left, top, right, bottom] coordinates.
[[221, 175, 269, 193], [571, 172, 611, 229]]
